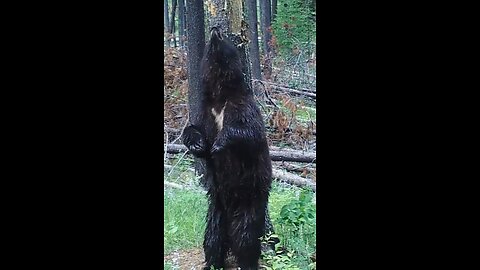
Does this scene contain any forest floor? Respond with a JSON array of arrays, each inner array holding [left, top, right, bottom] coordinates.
[[164, 248, 205, 270], [163, 173, 316, 270], [164, 247, 270, 270]]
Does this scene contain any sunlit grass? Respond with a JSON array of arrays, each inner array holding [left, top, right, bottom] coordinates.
[[164, 188, 207, 254]]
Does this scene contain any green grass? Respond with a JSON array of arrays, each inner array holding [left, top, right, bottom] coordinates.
[[164, 179, 316, 269], [164, 262, 173, 270], [164, 188, 208, 254]]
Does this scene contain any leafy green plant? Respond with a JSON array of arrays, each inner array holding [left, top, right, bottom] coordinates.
[[262, 246, 301, 270], [260, 189, 316, 269], [278, 190, 316, 232], [261, 232, 281, 247]]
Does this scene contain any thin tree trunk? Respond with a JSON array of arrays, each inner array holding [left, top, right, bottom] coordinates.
[[259, 0, 272, 79], [205, 0, 252, 94], [227, 0, 242, 33], [170, 0, 178, 47], [236, 0, 253, 95], [272, 0, 277, 21], [185, 0, 206, 181], [164, 0, 170, 47], [206, 0, 230, 33], [312, 0, 316, 21], [246, 0, 262, 96], [178, 0, 185, 47], [183, 4, 187, 44]]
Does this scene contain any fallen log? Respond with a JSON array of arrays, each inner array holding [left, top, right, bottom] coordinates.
[[254, 80, 317, 94], [251, 79, 316, 98], [164, 181, 184, 189], [270, 85, 316, 98], [272, 67, 317, 80], [269, 146, 316, 152], [273, 169, 316, 192], [269, 150, 316, 163], [164, 163, 316, 192], [165, 144, 188, 153], [167, 126, 317, 137], [165, 144, 316, 163], [276, 162, 316, 174]]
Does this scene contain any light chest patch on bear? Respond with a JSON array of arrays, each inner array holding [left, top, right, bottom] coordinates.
[[211, 102, 227, 131]]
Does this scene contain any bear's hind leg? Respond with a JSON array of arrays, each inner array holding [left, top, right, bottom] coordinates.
[[229, 203, 266, 270], [203, 198, 228, 270]]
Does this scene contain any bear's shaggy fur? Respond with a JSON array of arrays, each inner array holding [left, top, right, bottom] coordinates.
[[182, 28, 272, 270]]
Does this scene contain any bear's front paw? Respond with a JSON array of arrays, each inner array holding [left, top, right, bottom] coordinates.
[[210, 140, 225, 155], [188, 137, 206, 154], [182, 125, 207, 157]]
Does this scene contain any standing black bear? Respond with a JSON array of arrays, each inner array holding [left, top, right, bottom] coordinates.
[[182, 27, 272, 270]]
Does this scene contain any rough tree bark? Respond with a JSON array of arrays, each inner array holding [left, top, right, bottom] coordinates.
[[164, 0, 170, 47], [236, 0, 253, 95], [185, 0, 206, 180], [178, 0, 185, 47], [205, 0, 231, 32], [259, 0, 272, 78], [170, 0, 178, 47], [246, 0, 262, 96], [205, 0, 252, 94]]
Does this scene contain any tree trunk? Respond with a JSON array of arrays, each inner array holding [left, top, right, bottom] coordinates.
[[206, 0, 230, 33], [183, 3, 187, 43], [227, 0, 242, 33], [170, 0, 178, 47], [185, 0, 206, 181], [164, 0, 170, 47], [272, 0, 277, 21], [259, 0, 272, 79], [312, 0, 316, 21], [246, 0, 262, 96], [178, 0, 185, 47], [205, 0, 253, 95], [236, 0, 253, 95]]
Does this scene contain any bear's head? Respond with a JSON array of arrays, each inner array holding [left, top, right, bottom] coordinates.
[[203, 27, 243, 76], [206, 27, 241, 66], [201, 27, 247, 97]]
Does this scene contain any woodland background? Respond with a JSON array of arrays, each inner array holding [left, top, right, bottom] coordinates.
[[164, 0, 317, 269]]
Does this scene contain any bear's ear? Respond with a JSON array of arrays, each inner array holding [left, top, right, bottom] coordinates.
[[210, 27, 223, 41]]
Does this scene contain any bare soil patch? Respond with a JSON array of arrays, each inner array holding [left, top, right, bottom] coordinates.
[[165, 248, 258, 270]]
